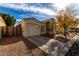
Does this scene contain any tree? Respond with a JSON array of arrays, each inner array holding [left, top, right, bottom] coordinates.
[[0, 13, 16, 26], [56, 4, 78, 38]]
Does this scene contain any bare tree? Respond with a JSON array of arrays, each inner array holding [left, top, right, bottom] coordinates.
[[56, 4, 78, 38]]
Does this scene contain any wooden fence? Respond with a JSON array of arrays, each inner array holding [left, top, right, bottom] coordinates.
[[1, 25, 22, 37]]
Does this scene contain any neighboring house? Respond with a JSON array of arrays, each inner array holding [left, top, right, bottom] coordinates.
[[17, 17, 56, 37], [0, 16, 6, 39], [66, 19, 79, 33], [70, 19, 79, 33], [56, 18, 79, 33], [42, 18, 56, 35]]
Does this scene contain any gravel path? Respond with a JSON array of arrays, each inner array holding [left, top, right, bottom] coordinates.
[[0, 37, 47, 56]]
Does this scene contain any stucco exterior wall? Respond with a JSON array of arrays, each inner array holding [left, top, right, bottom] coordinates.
[[0, 16, 6, 27], [0, 16, 6, 39], [0, 27, 1, 39], [20, 20, 27, 37], [40, 23, 46, 34]]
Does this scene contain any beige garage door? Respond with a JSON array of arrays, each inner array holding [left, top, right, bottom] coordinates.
[[27, 24, 40, 36]]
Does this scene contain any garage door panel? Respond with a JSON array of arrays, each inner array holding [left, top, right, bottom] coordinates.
[[27, 24, 40, 36]]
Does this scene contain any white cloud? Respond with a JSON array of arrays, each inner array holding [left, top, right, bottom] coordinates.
[[20, 14, 49, 18], [0, 0, 79, 16], [0, 3, 57, 16], [16, 19, 22, 21], [51, 0, 79, 10]]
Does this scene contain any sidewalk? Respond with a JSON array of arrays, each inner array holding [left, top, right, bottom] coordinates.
[[26, 35, 79, 56]]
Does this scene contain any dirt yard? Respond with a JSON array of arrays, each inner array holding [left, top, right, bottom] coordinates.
[[0, 37, 47, 56]]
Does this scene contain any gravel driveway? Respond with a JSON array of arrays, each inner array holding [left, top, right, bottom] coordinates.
[[0, 37, 47, 56]]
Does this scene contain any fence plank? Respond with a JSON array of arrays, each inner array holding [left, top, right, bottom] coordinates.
[[1, 25, 22, 37]]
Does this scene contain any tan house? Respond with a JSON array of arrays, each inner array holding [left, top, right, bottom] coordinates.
[[0, 16, 6, 39], [17, 18, 46, 37], [17, 17, 56, 37]]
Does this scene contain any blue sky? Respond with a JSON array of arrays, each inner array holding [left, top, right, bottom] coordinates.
[[0, 3, 57, 23], [0, 3, 79, 24]]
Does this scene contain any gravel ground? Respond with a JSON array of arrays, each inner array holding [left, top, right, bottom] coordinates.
[[0, 37, 47, 56], [66, 39, 79, 56]]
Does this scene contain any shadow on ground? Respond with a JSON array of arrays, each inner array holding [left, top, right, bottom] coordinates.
[[0, 36, 37, 49], [65, 40, 79, 56], [0, 37, 22, 45], [55, 36, 69, 43]]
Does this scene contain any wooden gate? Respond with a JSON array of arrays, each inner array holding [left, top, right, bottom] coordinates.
[[16, 25, 22, 36], [1, 25, 22, 37]]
